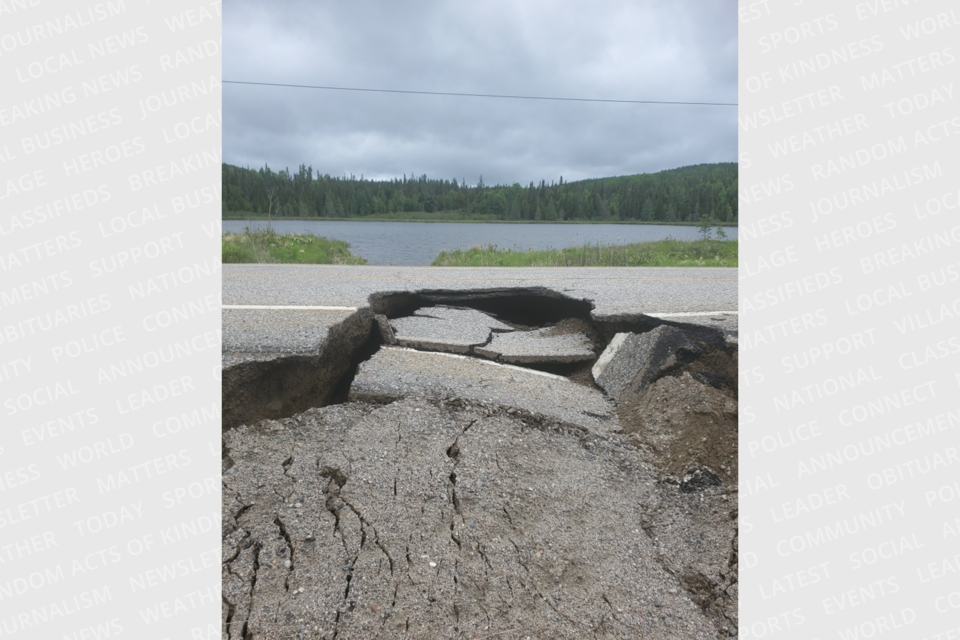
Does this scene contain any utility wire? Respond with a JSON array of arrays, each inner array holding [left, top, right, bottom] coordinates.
[[223, 80, 737, 107]]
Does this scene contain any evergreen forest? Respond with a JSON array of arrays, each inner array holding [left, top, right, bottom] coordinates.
[[222, 162, 738, 223]]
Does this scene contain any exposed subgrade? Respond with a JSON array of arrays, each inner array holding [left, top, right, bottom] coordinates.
[[222, 308, 378, 431]]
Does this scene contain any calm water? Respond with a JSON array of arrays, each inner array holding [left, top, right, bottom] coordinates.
[[223, 220, 738, 266]]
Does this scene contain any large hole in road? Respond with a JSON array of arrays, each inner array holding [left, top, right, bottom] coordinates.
[[222, 287, 736, 432], [370, 286, 595, 325]]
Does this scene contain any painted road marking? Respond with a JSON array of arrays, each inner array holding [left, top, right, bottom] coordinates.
[[223, 305, 358, 311], [221, 305, 737, 316], [223, 274, 737, 281], [646, 311, 738, 317], [385, 347, 567, 381]]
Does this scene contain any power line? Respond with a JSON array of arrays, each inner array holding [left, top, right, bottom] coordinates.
[[222, 80, 737, 107]]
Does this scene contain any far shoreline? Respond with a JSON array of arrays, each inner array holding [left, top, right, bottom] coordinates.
[[223, 216, 739, 227]]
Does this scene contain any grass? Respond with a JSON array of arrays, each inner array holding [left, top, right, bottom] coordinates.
[[222, 227, 366, 264], [430, 239, 738, 267]]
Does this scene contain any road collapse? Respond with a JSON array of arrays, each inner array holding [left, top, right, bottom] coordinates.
[[222, 287, 739, 639]]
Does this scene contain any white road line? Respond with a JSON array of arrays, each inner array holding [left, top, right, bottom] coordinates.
[[645, 311, 738, 317], [384, 347, 568, 381], [222, 305, 358, 311], [222, 306, 736, 317]]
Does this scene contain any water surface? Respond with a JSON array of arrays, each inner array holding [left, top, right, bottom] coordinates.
[[222, 220, 738, 266]]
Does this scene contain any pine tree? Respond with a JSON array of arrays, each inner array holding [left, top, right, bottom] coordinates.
[[640, 198, 654, 221]]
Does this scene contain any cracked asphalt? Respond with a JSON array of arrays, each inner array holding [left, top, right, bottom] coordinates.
[[221, 265, 740, 638], [222, 308, 357, 367], [350, 347, 617, 434], [391, 307, 514, 354], [222, 398, 722, 640]]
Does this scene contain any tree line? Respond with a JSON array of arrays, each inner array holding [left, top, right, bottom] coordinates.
[[221, 162, 738, 223]]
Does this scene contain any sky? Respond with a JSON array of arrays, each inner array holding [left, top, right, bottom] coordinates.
[[223, 0, 737, 187]]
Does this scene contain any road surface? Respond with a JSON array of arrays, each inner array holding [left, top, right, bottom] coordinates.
[[222, 265, 737, 360]]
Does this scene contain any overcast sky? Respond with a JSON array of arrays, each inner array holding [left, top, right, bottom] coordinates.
[[223, 0, 737, 187]]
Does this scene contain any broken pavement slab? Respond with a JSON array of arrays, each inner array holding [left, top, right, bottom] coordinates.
[[350, 346, 617, 433], [222, 397, 721, 640], [475, 326, 595, 364], [645, 311, 739, 350], [221, 307, 358, 368], [644, 311, 739, 336], [389, 306, 513, 354], [592, 326, 702, 404]]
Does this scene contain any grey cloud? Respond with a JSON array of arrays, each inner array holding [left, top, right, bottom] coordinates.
[[224, 0, 737, 186]]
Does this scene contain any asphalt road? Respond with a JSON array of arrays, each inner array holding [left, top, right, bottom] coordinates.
[[222, 265, 738, 364], [222, 265, 737, 315]]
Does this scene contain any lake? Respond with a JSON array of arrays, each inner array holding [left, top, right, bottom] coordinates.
[[222, 220, 739, 266]]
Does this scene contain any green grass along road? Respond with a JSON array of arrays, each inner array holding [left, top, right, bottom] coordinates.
[[221, 228, 737, 267]]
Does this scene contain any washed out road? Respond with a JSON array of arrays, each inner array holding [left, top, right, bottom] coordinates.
[[221, 264, 741, 638]]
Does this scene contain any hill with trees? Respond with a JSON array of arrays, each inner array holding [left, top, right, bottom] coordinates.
[[221, 162, 737, 223]]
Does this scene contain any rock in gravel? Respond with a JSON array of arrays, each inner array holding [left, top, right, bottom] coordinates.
[[350, 346, 616, 433], [475, 326, 595, 364], [592, 326, 701, 404], [390, 306, 513, 354], [221, 398, 721, 640]]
